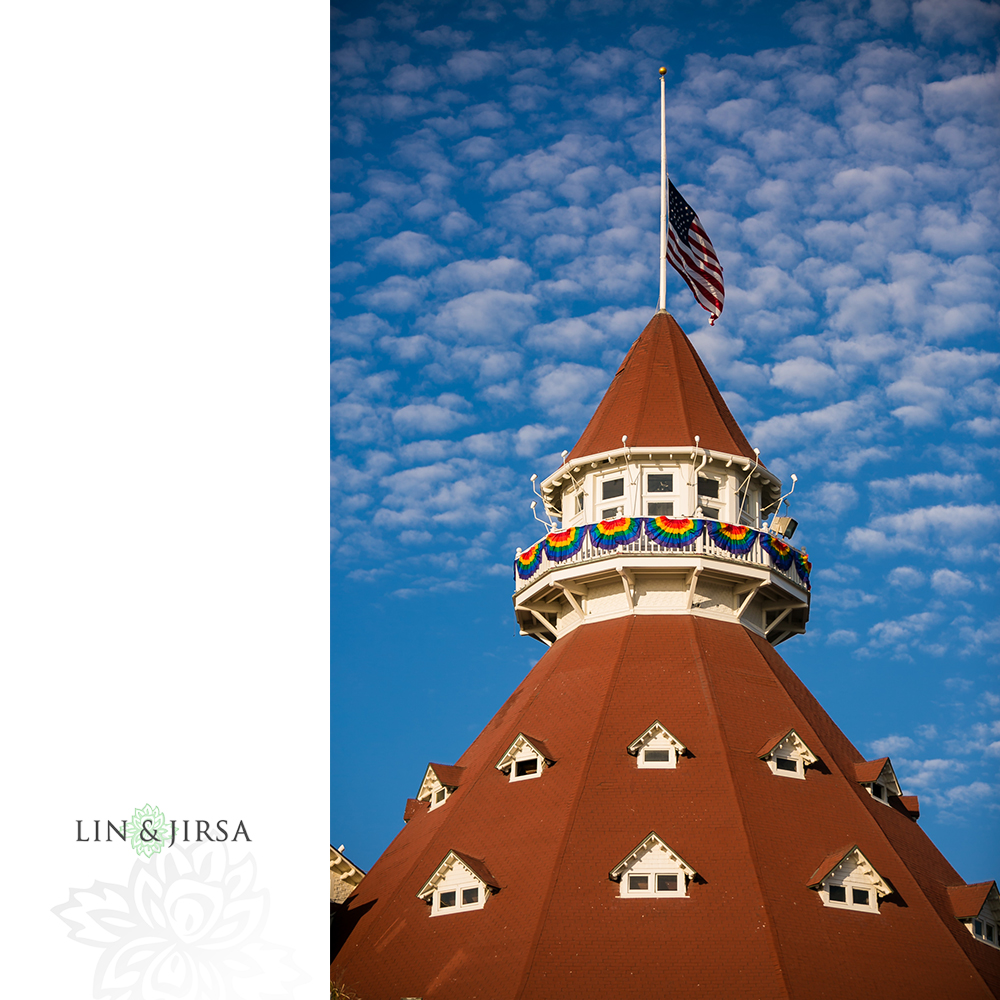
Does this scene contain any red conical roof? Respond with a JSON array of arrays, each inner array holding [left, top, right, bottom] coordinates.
[[332, 616, 1000, 999], [568, 311, 756, 463]]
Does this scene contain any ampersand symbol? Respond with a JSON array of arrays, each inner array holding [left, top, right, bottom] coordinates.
[[140, 819, 160, 842]]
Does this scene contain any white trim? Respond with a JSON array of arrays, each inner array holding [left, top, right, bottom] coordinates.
[[628, 721, 686, 769], [495, 733, 551, 782], [611, 832, 695, 899], [417, 853, 491, 917], [760, 730, 819, 780], [813, 847, 891, 914]]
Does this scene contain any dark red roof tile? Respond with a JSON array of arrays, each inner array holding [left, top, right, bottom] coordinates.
[[568, 311, 758, 464]]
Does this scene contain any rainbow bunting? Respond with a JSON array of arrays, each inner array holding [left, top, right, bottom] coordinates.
[[514, 542, 543, 580], [645, 516, 703, 549], [542, 525, 586, 562], [706, 521, 758, 555], [761, 534, 793, 571], [589, 517, 641, 550], [793, 548, 812, 588]]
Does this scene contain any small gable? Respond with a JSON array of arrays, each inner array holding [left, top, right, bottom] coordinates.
[[495, 733, 555, 781], [628, 720, 686, 769], [854, 757, 902, 803], [416, 762, 466, 809], [808, 845, 893, 914], [757, 728, 819, 779], [416, 850, 500, 917], [610, 832, 697, 898], [949, 882, 1000, 949]]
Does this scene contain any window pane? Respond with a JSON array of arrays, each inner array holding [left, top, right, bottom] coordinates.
[[987, 924, 995, 942], [462, 887, 479, 905], [873, 783, 885, 800], [602, 507, 620, 520], [975, 920, 984, 936], [439, 891, 456, 908], [697, 476, 720, 499], [644, 749, 672, 762], [602, 478, 624, 500], [435, 788, 446, 802], [701, 507, 719, 520], [648, 474, 673, 493], [576, 493, 584, 513], [657, 874, 678, 892], [828, 885, 846, 902], [775, 757, 797, 772], [515, 758, 538, 776], [628, 875, 649, 891], [648, 502, 674, 516], [852, 889, 870, 906]]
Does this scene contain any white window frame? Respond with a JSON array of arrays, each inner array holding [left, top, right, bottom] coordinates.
[[821, 879, 879, 913], [643, 466, 679, 519], [495, 734, 551, 783], [964, 909, 1000, 949], [418, 852, 492, 917], [623, 869, 686, 898], [761, 731, 818, 780], [510, 752, 542, 782], [611, 833, 696, 900], [416, 766, 454, 811], [629, 721, 686, 770], [814, 848, 890, 915], [696, 472, 724, 521]]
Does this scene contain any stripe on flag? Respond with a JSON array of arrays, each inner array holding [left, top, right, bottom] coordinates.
[[667, 180, 724, 324]]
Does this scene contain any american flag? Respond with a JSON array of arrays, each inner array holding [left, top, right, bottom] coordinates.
[[667, 180, 724, 324]]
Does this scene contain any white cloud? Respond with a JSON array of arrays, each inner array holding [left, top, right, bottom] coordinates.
[[912, 0, 1000, 45], [770, 356, 842, 397], [827, 629, 858, 645], [445, 50, 506, 83], [931, 568, 976, 595], [419, 289, 538, 343], [392, 396, 472, 437], [868, 734, 917, 755], [887, 566, 925, 589], [432, 256, 533, 294], [514, 423, 570, 458], [365, 231, 450, 270], [868, 611, 939, 647], [846, 503, 1000, 554]]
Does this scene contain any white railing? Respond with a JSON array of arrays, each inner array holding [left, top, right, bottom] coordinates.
[[514, 519, 808, 594]]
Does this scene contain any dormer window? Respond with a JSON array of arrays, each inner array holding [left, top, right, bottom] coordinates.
[[495, 734, 554, 782], [415, 763, 465, 811], [628, 721, 687, 769], [610, 832, 696, 899], [948, 881, 1000, 949], [417, 850, 500, 917], [808, 846, 892, 914], [757, 729, 819, 780], [854, 758, 902, 805]]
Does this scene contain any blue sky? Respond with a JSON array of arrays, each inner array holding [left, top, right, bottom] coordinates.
[[332, 0, 999, 880]]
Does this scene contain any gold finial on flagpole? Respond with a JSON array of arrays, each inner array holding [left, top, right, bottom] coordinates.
[[658, 66, 668, 312]]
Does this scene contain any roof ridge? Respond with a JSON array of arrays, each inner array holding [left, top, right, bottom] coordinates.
[[513, 616, 637, 1000], [689, 617, 793, 1000]]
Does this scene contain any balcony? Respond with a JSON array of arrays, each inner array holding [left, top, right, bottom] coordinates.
[[514, 516, 811, 594]]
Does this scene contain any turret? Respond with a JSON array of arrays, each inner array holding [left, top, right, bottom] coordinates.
[[513, 311, 810, 647]]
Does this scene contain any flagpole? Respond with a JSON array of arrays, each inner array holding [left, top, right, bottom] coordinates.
[[658, 67, 668, 313]]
